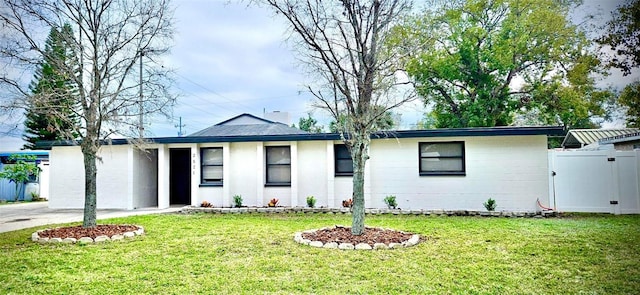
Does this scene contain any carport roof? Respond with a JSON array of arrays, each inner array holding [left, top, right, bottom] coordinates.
[[562, 129, 640, 148]]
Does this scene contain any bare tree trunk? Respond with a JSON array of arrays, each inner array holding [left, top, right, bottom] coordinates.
[[81, 143, 97, 228], [350, 132, 370, 235]]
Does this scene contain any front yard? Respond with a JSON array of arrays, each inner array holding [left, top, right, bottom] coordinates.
[[0, 213, 638, 294]]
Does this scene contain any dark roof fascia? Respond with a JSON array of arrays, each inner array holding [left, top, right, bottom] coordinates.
[[38, 126, 564, 147], [375, 126, 565, 139]]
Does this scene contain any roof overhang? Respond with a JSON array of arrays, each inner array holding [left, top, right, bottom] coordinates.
[[36, 126, 565, 148]]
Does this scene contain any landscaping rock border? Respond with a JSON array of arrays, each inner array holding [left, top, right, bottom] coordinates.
[[293, 225, 420, 250], [32, 226, 144, 244], [182, 206, 557, 217]]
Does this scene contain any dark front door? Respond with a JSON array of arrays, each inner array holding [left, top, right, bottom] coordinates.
[[170, 148, 191, 205]]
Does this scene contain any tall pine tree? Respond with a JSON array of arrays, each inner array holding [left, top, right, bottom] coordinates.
[[22, 24, 78, 150]]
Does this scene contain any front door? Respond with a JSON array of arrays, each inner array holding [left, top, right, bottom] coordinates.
[[170, 148, 191, 205]]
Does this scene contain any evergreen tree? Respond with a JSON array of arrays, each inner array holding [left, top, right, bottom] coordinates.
[[22, 24, 78, 150]]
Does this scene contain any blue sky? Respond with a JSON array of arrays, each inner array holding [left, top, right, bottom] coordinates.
[[0, 0, 637, 151]]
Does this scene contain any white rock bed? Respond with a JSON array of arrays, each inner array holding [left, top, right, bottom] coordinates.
[[294, 226, 420, 250], [31, 226, 145, 244]]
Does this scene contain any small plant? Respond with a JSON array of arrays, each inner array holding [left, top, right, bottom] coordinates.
[[306, 195, 316, 208], [268, 198, 279, 207], [384, 195, 397, 209], [200, 200, 213, 208], [233, 195, 243, 208], [30, 192, 43, 202], [342, 198, 353, 208], [483, 198, 497, 211]]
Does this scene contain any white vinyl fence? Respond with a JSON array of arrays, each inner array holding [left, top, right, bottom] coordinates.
[[548, 149, 640, 214]]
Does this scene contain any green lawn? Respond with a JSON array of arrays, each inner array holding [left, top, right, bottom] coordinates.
[[1, 213, 639, 294]]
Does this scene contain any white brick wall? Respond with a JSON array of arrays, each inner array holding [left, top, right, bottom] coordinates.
[[50, 134, 550, 211]]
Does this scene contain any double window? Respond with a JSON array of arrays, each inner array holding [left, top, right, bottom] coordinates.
[[419, 142, 465, 176], [201, 147, 223, 185], [334, 144, 353, 176], [266, 146, 291, 185]]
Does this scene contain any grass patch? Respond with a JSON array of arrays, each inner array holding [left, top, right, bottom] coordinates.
[[0, 199, 46, 206], [1, 214, 639, 294]]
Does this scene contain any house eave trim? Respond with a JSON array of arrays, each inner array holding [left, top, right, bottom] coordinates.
[[37, 126, 565, 148]]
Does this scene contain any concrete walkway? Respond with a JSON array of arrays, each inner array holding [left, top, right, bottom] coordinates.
[[0, 202, 183, 233]]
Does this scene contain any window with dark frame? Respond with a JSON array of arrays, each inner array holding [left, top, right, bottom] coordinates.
[[419, 142, 465, 176], [266, 146, 291, 186], [334, 144, 353, 176], [201, 147, 223, 185]]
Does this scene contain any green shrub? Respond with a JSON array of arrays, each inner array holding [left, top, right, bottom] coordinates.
[[306, 196, 316, 208], [233, 195, 243, 208], [0, 154, 40, 201], [384, 195, 397, 209], [483, 198, 497, 211]]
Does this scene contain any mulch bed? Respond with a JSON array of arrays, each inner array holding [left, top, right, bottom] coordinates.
[[37, 224, 414, 246], [301, 225, 413, 246], [37, 224, 139, 240]]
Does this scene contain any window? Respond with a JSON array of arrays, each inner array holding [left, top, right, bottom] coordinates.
[[334, 144, 353, 176], [201, 147, 223, 185], [419, 142, 465, 176], [266, 146, 291, 185]]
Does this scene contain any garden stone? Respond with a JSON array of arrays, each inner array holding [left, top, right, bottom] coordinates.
[[49, 237, 62, 243], [338, 243, 354, 250], [37, 237, 49, 243], [111, 234, 124, 241], [94, 235, 110, 243], [301, 239, 311, 245], [123, 232, 135, 238], [355, 243, 372, 250], [31, 232, 39, 241], [63, 238, 76, 244], [78, 237, 93, 244], [309, 241, 323, 248], [323, 242, 338, 249]]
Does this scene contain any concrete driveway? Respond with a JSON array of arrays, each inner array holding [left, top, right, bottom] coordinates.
[[0, 202, 183, 233]]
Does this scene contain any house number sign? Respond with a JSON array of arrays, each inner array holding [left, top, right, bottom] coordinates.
[[192, 152, 196, 175]]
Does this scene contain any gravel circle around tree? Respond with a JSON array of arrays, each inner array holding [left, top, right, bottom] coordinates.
[[32, 224, 144, 244], [295, 225, 421, 250]]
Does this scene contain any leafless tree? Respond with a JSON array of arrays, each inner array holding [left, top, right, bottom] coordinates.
[[0, 0, 175, 227], [259, 0, 413, 235]]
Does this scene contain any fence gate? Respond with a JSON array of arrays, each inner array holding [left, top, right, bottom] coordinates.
[[549, 150, 640, 214]]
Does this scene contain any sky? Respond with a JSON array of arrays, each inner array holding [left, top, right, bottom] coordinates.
[[0, 0, 638, 151]]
